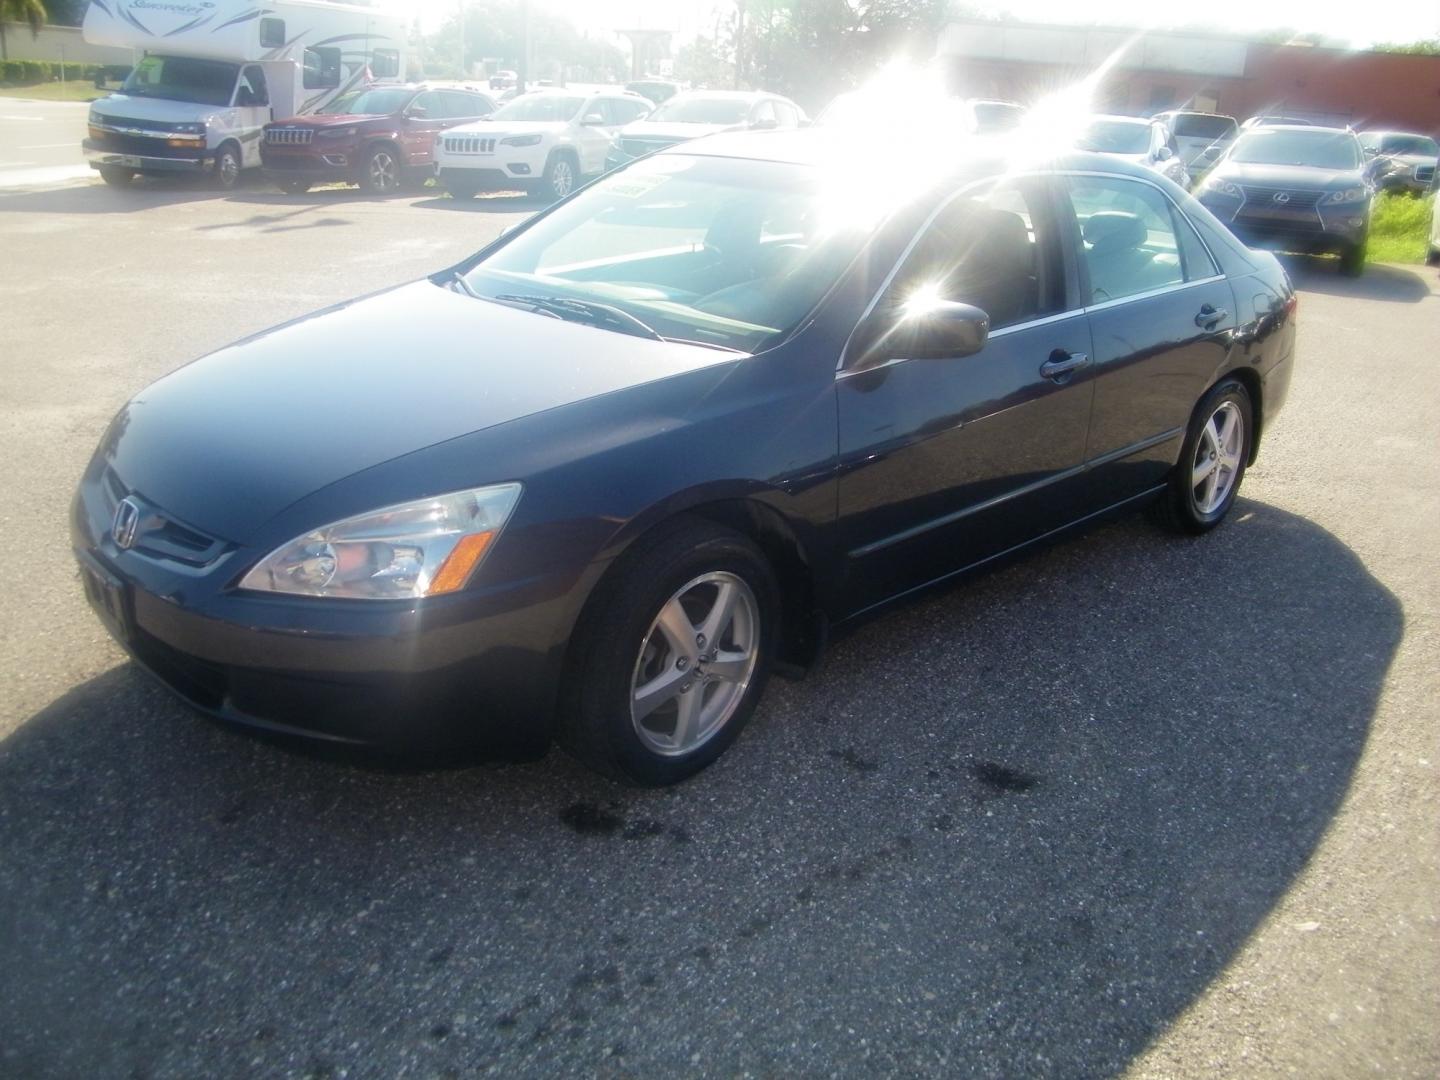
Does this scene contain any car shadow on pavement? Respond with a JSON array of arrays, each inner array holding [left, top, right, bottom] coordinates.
[[0, 501, 1401, 1077], [1280, 256, 1434, 302]]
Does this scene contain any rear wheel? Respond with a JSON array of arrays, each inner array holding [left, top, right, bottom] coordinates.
[[210, 143, 241, 191], [1152, 378, 1253, 535], [559, 518, 779, 786], [97, 165, 134, 188], [359, 144, 401, 195]]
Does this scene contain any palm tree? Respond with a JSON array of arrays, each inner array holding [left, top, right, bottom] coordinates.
[[0, 0, 50, 62]]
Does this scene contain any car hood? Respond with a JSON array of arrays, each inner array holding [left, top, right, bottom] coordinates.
[[621, 120, 737, 141], [447, 119, 567, 138], [106, 281, 741, 543], [1381, 152, 1437, 169], [1212, 161, 1364, 188], [91, 93, 221, 125], [272, 112, 396, 129]]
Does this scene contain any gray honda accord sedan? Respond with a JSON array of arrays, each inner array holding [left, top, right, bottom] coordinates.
[[73, 133, 1296, 785]]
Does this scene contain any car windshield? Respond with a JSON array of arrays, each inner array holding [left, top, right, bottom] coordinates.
[[322, 89, 414, 116], [1172, 114, 1236, 139], [650, 96, 751, 124], [1076, 120, 1151, 154], [121, 55, 237, 106], [1230, 130, 1362, 170], [459, 154, 877, 353], [492, 95, 584, 122], [1380, 134, 1439, 156], [972, 102, 1023, 134]]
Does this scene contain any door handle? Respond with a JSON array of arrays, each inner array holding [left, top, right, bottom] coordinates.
[[1039, 352, 1090, 381], [1195, 304, 1229, 328]]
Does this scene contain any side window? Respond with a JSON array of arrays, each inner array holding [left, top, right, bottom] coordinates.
[[259, 18, 285, 49], [607, 98, 650, 124], [1172, 206, 1218, 280], [774, 101, 800, 128], [303, 47, 341, 90], [409, 91, 444, 118], [1065, 175, 1184, 304], [371, 49, 400, 79], [750, 100, 777, 128], [236, 66, 268, 107], [445, 91, 492, 119], [887, 179, 1056, 330]]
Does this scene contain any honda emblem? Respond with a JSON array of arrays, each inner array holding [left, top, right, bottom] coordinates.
[[112, 497, 141, 551]]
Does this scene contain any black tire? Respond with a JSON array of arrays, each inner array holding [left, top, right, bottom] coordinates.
[[277, 178, 311, 195], [358, 143, 401, 195], [1339, 235, 1367, 277], [96, 165, 134, 187], [1152, 378, 1254, 535], [558, 517, 780, 786], [211, 142, 241, 191], [442, 174, 479, 200], [540, 150, 579, 202], [1426, 245, 1439, 267]]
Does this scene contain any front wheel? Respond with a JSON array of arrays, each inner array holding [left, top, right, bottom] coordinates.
[[97, 165, 134, 188], [1152, 379, 1253, 535], [540, 152, 578, 202], [559, 518, 779, 786], [210, 143, 241, 190], [1339, 235, 1367, 277], [359, 144, 401, 195]]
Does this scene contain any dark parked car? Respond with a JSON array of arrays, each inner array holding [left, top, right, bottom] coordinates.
[[260, 84, 496, 195], [1196, 125, 1374, 276], [624, 79, 683, 106], [1358, 130, 1439, 195], [73, 136, 1295, 785]]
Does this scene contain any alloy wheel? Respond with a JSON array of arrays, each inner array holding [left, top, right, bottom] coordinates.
[[369, 151, 398, 193], [630, 571, 759, 757], [1191, 400, 1244, 514], [550, 159, 574, 198]]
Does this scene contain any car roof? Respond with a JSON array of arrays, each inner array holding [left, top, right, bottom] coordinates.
[[670, 89, 782, 101], [1086, 113, 1153, 126]]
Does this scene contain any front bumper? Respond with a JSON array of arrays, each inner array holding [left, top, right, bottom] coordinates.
[[1199, 194, 1369, 252], [84, 139, 211, 174], [71, 485, 565, 757], [260, 144, 360, 181]]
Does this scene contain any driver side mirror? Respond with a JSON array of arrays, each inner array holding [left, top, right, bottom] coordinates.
[[847, 300, 990, 368], [1155, 145, 1173, 162], [582, 112, 606, 125], [1363, 146, 1378, 157]]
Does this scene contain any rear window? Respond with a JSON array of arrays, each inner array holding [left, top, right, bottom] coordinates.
[[1172, 114, 1237, 139]]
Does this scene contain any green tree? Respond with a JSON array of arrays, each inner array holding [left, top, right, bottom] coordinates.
[[1373, 39, 1440, 55], [0, 0, 49, 62]]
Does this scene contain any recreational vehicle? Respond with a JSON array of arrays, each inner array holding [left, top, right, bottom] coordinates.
[[82, 0, 407, 188]]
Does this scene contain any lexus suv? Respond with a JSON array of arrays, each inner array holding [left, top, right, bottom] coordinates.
[[1358, 130, 1439, 196], [261, 85, 496, 195], [436, 89, 653, 203], [603, 90, 805, 173], [1196, 125, 1374, 276]]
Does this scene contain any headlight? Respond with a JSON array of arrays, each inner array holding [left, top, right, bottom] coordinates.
[[239, 484, 522, 600], [500, 134, 543, 147], [1202, 176, 1241, 197], [317, 126, 357, 139], [1325, 187, 1368, 204], [173, 122, 206, 136]]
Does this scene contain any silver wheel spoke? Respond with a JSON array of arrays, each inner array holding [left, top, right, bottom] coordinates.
[[654, 598, 699, 661], [1193, 454, 1219, 486], [705, 650, 750, 683], [669, 683, 704, 750], [633, 667, 687, 722], [699, 581, 738, 648]]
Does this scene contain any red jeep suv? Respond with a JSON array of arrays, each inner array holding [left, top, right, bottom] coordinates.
[[261, 85, 496, 195]]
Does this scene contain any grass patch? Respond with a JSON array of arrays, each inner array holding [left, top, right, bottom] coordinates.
[[0, 81, 107, 102], [1368, 191, 1434, 264]]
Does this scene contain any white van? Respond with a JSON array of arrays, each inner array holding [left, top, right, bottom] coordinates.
[[82, 0, 407, 188]]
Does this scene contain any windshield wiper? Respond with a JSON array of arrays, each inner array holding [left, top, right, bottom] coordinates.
[[493, 294, 664, 341]]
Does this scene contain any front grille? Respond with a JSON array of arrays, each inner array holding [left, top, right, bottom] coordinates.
[[98, 471, 228, 568], [444, 135, 495, 154], [265, 127, 314, 146], [1240, 185, 1324, 208], [1415, 165, 1435, 185], [92, 130, 201, 157], [93, 115, 192, 134]]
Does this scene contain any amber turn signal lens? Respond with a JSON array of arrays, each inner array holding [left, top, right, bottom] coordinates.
[[428, 532, 495, 595]]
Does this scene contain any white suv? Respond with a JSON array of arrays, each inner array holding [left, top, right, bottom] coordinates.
[[436, 89, 652, 202]]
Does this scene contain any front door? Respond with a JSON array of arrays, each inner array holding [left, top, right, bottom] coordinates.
[[836, 175, 1096, 613], [233, 65, 272, 168]]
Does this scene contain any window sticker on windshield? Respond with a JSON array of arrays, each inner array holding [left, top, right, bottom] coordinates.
[[597, 172, 672, 199]]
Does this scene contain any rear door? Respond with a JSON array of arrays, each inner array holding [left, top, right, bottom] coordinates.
[[1059, 172, 1236, 504], [835, 174, 1096, 612]]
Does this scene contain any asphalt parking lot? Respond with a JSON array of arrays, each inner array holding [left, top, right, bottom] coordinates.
[[1, 133, 1437, 1077]]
